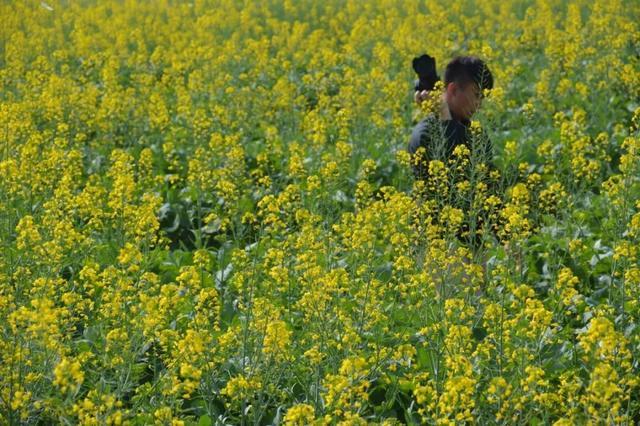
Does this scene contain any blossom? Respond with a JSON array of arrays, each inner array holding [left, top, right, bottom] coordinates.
[[53, 357, 84, 394]]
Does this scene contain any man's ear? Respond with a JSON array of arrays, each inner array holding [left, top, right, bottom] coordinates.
[[446, 81, 457, 96]]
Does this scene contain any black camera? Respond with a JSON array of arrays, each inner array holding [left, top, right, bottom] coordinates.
[[412, 53, 440, 92]]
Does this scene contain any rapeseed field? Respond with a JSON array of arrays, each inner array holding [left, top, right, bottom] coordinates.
[[1, 0, 639, 424]]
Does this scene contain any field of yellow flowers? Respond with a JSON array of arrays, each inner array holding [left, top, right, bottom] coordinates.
[[1, 0, 640, 424]]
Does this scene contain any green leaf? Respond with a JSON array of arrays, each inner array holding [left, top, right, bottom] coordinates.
[[197, 415, 212, 426]]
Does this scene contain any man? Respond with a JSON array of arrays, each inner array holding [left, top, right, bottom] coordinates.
[[408, 55, 495, 182], [408, 55, 498, 283]]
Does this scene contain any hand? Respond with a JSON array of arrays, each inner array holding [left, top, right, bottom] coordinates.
[[415, 90, 451, 121], [439, 93, 452, 120], [414, 89, 430, 104]]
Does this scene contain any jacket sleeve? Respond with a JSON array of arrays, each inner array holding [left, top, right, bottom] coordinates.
[[407, 118, 432, 181]]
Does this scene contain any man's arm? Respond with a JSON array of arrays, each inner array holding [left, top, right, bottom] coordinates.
[[407, 118, 431, 181], [408, 113, 456, 182]]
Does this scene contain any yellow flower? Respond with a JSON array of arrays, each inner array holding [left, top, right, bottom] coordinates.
[[15, 215, 41, 250], [555, 267, 583, 309], [440, 205, 465, 234], [221, 375, 262, 405], [117, 242, 143, 271], [262, 320, 291, 361], [323, 356, 370, 413], [395, 150, 411, 168], [284, 404, 316, 425], [53, 357, 84, 394], [303, 346, 325, 365], [504, 140, 518, 158]]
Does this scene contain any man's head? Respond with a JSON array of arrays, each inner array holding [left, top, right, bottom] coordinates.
[[443, 56, 493, 121]]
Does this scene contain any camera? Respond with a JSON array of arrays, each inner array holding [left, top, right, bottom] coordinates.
[[412, 53, 440, 92]]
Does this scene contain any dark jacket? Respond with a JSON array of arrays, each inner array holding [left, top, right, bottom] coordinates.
[[407, 111, 494, 181], [407, 110, 499, 249]]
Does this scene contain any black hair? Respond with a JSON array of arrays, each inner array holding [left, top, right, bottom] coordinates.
[[444, 56, 494, 92]]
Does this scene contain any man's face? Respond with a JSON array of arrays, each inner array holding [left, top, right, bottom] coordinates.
[[446, 81, 483, 121]]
